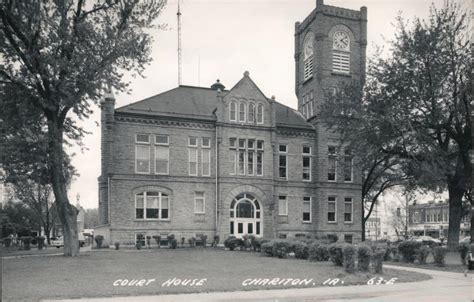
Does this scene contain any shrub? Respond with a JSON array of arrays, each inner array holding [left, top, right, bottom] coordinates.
[[328, 243, 345, 266], [416, 245, 431, 264], [188, 237, 196, 247], [181, 237, 185, 247], [170, 238, 178, 249], [152, 235, 161, 248], [212, 235, 220, 247], [390, 246, 400, 262], [373, 249, 385, 274], [242, 235, 252, 250], [457, 243, 470, 265], [200, 234, 208, 247], [398, 241, 422, 263], [167, 234, 175, 241], [136, 234, 144, 250], [357, 244, 372, 271], [293, 242, 309, 259], [308, 243, 329, 261], [146, 236, 151, 248], [114, 242, 120, 250], [3, 237, 11, 248], [224, 236, 238, 251], [95, 235, 104, 249], [36, 236, 45, 250], [250, 237, 262, 251], [272, 240, 291, 258], [343, 245, 356, 273], [21, 236, 32, 250], [261, 242, 273, 257], [433, 247, 448, 266]]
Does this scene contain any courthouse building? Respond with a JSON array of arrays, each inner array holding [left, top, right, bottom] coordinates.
[[96, 0, 367, 246]]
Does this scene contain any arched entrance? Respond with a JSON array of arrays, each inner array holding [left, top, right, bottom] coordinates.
[[229, 193, 262, 238]]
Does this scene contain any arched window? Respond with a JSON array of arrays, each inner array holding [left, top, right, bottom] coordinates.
[[332, 30, 350, 74], [135, 191, 169, 220], [248, 103, 255, 123], [239, 102, 246, 122], [256, 103, 264, 124], [230, 101, 237, 121]]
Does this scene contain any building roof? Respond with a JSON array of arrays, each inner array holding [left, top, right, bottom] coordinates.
[[116, 85, 313, 129]]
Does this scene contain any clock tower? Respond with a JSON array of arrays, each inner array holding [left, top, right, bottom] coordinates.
[[295, 0, 367, 120]]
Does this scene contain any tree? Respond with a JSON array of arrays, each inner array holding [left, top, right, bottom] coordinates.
[[321, 86, 411, 241], [0, 0, 166, 256], [323, 2, 471, 249], [84, 208, 99, 229]]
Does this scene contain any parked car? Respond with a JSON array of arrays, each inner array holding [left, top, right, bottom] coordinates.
[[50, 237, 64, 248], [50, 236, 85, 248], [414, 236, 441, 246]]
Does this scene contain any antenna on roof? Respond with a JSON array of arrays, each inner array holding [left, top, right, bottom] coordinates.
[[177, 0, 182, 86]]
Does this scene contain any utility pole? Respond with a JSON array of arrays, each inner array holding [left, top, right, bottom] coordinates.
[[177, 0, 182, 86]]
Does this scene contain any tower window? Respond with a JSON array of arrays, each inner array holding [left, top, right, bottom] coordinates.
[[303, 33, 314, 82]]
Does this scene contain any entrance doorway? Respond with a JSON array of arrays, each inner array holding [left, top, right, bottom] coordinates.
[[229, 193, 262, 238]]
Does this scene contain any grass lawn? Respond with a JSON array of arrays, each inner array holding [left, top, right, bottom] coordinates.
[[2, 248, 431, 302]]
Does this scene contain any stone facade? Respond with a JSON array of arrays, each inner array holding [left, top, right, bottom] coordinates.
[[97, 0, 365, 246]]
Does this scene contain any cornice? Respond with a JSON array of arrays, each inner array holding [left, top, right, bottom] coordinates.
[[115, 115, 215, 129]]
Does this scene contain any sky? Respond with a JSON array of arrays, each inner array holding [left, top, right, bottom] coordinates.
[[68, 0, 454, 209]]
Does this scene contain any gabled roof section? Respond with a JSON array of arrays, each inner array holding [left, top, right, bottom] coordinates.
[[274, 102, 314, 129], [116, 85, 227, 120], [225, 71, 268, 102]]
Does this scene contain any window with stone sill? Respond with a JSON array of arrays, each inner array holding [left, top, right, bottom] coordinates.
[[135, 191, 169, 220]]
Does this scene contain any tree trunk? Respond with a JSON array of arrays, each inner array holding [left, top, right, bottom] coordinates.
[[361, 197, 366, 241], [47, 119, 79, 256], [447, 180, 464, 251]]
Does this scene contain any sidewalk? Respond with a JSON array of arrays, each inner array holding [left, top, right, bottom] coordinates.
[[42, 265, 473, 302]]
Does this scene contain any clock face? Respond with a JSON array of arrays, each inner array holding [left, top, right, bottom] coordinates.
[[333, 31, 350, 51], [303, 34, 314, 60]]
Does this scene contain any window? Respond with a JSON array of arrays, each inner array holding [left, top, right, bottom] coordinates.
[[257, 140, 264, 150], [135, 134, 150, 174], [136, 134, 150, 144], [230, 150, 237, 174], [256, 152, 263, 176], [155, 135, 169, 145], [344, 197, 353, 222], [303, 146, 311, 181], [248, 103, 255, 123], [188, 148, 198, 176], [230, 101, 237, 121], [202, 137, 211, 148], [248, 139, 255, 150], [279, 144, 287, 179], [344, 234, 353, 244], [189, 137, 198, 147], [135, 234, 146, 247], [303, 197, 311, 222], [248, 151, 254, 175], [201, 149, 210, 176], [257, 103, 264, 124], [328, 146, 337, 181], [238, 150, 245, 175], [239, 102, 246, 122], [303, 33, 314, 81], [135, 192, 169, 220], [229, 138, 236, 149], [332, 51, 350, 73], [328, 196, 336, 222], [278, 195, 288, 216], [344, 149, 353, 182], [155, 146, 169, 174], [238, 139, 246, 149], [194, 192, 205, 214], [136, 145, 150, 173]]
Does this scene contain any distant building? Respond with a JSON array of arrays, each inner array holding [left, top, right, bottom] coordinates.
[[408, 201, 471, 238], [365, 217, 381, 241]]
